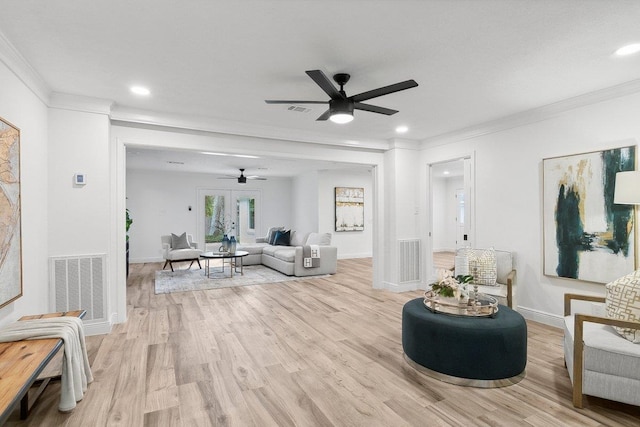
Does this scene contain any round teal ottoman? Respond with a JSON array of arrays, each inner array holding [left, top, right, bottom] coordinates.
[[402, 297, 527, 387]]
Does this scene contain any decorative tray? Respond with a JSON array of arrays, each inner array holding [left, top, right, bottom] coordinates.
[[423, 290, 499, 317]]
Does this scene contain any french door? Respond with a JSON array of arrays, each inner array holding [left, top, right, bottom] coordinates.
[[197, 189, 261, 250]]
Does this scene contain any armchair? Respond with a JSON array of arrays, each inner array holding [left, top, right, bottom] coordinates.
[[455, 248, 516, 308], [161, 233, 202, 271], [563, 293, 640, 408]]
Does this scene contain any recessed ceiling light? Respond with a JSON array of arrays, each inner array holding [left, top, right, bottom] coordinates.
[[395, 125, 409, 134], [130, 86, 151, 96], [233, 154, 260, 159], [443, 171, 450, 175], [201, 152, 229, 156], [615, 43, 640, 56]]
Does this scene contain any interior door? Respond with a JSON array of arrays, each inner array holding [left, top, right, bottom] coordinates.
[[455, 188, 466, 249]]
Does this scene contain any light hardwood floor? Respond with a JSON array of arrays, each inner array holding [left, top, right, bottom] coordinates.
[[6, 259, 640, 426]]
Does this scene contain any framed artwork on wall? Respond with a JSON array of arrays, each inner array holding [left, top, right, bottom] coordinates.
[[0, 116, 22, 308], [335, 187, 364, 232], [543, 144, 636, 284]]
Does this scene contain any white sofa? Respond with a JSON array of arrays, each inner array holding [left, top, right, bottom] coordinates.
[[237, 227, 337, 277]]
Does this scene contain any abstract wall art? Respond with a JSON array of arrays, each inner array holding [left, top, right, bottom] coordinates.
[[543, 145, 636, 283], [335, 187, 364, 232], [0, 116, 22, 308]]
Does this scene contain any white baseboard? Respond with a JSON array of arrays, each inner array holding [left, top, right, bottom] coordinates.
[[383, 280, 421, 293], [130, 257, 163, 263], [517, 305, 564, 329], [84, 320, 112, 336], [338, 252, 372, 259]]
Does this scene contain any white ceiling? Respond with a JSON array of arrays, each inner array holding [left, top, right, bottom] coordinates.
[[2, 1, 640, 174]]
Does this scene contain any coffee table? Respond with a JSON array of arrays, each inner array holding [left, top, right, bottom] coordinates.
[[200, 251, 249, 278]]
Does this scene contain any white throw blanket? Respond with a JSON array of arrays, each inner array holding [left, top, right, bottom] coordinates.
[[0, 317, 93, 412]]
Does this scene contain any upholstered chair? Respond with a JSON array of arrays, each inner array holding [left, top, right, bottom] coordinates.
[[564, 289, 640, 408], [161, 233, 202, 271], [454, 248, 516, 308]]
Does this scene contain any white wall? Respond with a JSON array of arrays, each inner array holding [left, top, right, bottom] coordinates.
[[0, 60, 50, 326], [317, 169, 373, 258], [48, 108, 111, 256], [291, 171, 318, 235], [126, 168, 292, 262], [421, 91, 640, 326]]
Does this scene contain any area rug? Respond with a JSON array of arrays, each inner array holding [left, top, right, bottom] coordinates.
[[154, 264, 306, 294]]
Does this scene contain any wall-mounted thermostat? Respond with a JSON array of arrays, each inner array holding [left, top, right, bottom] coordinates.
[[74, 173, 87, 185]]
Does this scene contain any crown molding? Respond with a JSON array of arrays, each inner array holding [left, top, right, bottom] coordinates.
[[110, 106, 391, 151], [0, 29, 50, 104], [388, 138, 421, 150], [49, 92, 114, 115], [422, 78, 640, 148]]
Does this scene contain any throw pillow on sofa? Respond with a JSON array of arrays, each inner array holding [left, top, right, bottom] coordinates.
[[274, 230, 291, 246], [290, 230, 308, 247], [306, 232, 332, 246], [268, 227, 284, 245]]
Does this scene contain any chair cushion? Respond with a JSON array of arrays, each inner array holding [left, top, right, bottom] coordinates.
[[460, 247, 497, 286], [306, 232, 332, 246], [605, 270, 640, 343], [564, 315, 640, 380], [166, 248, 201, 260], [171, 232, 190, 249]]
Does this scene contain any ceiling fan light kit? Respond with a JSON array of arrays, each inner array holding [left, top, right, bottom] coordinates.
[[329, 97, 354, 123], [218, 168, 267, 184], [265, 69, 418, 124]]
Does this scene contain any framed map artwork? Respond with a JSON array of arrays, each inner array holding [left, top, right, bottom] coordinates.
[[335, 187, 364, 232], [0, 116, 22, 308]]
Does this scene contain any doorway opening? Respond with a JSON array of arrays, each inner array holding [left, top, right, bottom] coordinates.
[[428, 157, 473, 279]]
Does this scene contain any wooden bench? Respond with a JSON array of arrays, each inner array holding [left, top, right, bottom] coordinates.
[[0, 310, 85, 424]]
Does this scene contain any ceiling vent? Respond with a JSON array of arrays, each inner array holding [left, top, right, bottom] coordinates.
[[287, 105, 312, 113], [166, 161, 184, 165]]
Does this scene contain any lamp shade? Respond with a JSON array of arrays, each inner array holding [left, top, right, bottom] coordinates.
[[614, 171, 640, 205]]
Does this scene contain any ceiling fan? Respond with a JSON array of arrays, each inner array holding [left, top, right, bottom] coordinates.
[[265, 70, 418, 123], [218, 169, 267, 185]]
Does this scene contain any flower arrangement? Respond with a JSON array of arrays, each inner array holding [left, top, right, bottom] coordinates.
[[429, 270, 474, 300]]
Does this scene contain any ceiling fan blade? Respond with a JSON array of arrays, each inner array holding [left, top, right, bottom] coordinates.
[[306, 70, 343, 99], [247, 177, 267, 180], [354, 102, 398, 116], [265, 100, 328, 104], [316, 109, 332, 121], [351, 79, 418, 102]]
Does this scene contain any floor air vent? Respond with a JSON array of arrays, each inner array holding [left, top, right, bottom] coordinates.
[[399, 239, 421, 283], [49, 254, 107, 323]]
